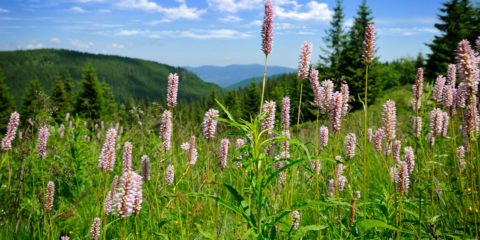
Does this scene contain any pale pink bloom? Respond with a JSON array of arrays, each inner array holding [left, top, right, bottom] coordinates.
[[122, 142, 132, 173], [457, 146, 466, 169], [404, 146, 415, 174], [329, 92, 343, 132], [382, 100, 396, 142], [374, 128, 384, 153], [328, 179, 334, 197], [104, 175, 119, 215], [413, 117, 422, 138], [90, 217, 101, 240], [297, 41, 312, 80], [1, 112, 19, 150], [167, 73, 179, 107], [447, 64, 456, 86], [443, 85, 454, 108], [341, 84, 349, 117], [311, 159, 321, 176], [113, 171, 142, 219], [141, 155, 150, 181], [441, 112, 449, 137], [456, 82, 467, 108], [429, 108, 444, 137], [161, 110, 172, 150], [37, 126, 50, 159], [261, 0, 274, 55], [344, 133, 356, 159], [309, 70, 321, 108], [362, 23, 375, 65], [292, 210, 300, 230], [282, 97, 290, 130], [203, 109, 219, 140], [165, 165, 174, 186], [219, 138, 229, 170], [45, 181, 54, 212], [433, 75, 446, 102], [235, 138, 245, 168], [261, 100, 276, 135], [393, 140, 401, 163], [319, 126, 328, 147], [99, 128, 117, 173], [463, 101, 479, 140], [320, 80, 334, 114], [338, 175, 347, 192], [367, 128, 373, 142], [456, 39, 479, 94], [355, 190, 361, 199], [412, 68, 424, 110], [395, 161, 410, 195]]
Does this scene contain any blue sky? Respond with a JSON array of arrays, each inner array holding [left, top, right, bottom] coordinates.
[[0, 0, 444, 68]]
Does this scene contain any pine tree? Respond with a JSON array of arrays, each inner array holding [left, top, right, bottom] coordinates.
[[415, 52, 425, 69], [426, 0, 478, 79], [318, 0, 346, 83], [243, 80, 260, 118], [223, 90, 242, 120], [339, 0, 377, 109], [75, 64, 105, 120], [63, 71, 74, 112], [0, 70, 15, 129], [20, 80, 52, 125], [51, 74, 69, 122]]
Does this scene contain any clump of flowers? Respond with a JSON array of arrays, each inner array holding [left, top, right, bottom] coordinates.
[[167, 73, 179, 108], [113, 171, 143, 219], [219, 138, 229, 170], [203, 109, 219, 140], [45, 181, 55, 212], [99, 128, 117, 173], [161, 110, 172, 150], [362, 23, 375, 65], [37, 126, 50, 159], [344, 133, 356, 159], [297, 41, 312, 80], [1, 112, 19, 150], [261, 0, 274, 55]]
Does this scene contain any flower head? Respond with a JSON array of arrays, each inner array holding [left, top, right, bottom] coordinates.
[[203, 109, 219, 140], [45, 181, 55, 212], [281, 97, 290, 130], [113, 171, 142, 219], [165, 165, 174, 186], [374, 128, 384, 152], [219, 138, 229, 170], [382, 100, 396, 142], [161, 110, 172, 150], [412, 68, 424, 110], [319, 126, 329, 147], [447, 64, 456, 86], [404, 146, 415, 174], [297, 41, 312, 80], [90, 217, 101, 240], [99, 128, 117, 173], [320, 80, 334, 114], [37, 126, 50, 159], [367, 128, 373, 142], [235, 138, 246, 168], [393, 140, 401, 163], [104, 175, 119, 215], [329, 92, 343, 132], [362, 23, 375, 64], [141, 155, 150, 181], [433, 75, 446, 102], [344, 133, 356, 159], [309, 70, 321, 108], [261, 0, 274, 55], [1, 112, 19, 151], [292, 210, 300, 230], [261, 100, 276, 135], [122, 142, 132, 173], [456, 39, 479, 94], [167, 73, 179, 107]]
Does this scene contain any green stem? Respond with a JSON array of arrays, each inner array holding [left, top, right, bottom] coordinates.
[[259, 55, 269, 114], [296, 79, 304, 129], [363, 64, 369, 207]]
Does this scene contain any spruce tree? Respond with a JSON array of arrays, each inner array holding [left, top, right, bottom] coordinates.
[[0, 70, 15, 129], [339, 0, 377, 109], [75, 64, 105, 120], [243, 80, 260, 118], [223, 90, 242, 120], [63, 71, 74, 112], [415, 52, 425, 69], [426, 0, 478, 79], [318, 0, 346, 83], [51, 74, 69, 122], [20, 80, 51, 125]]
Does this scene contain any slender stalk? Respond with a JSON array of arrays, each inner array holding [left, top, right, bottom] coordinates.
[[259, 55, 269, 114], [363, 64, 369, 207], [296, 79, 304, 129], [135, 216, 139, 240]]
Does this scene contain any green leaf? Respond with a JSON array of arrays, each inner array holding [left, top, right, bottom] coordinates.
[[294, 225, 327, 239], [196, 223, 215, 239], [357, 219, 399, 233], [263, 158, 311, 188]]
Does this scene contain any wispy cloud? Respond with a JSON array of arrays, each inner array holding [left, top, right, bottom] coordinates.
[[0, 8, 8, 13], [275, 1, 332, 21], [111, 43, 125, 49], [116, 0, 205, 21], [207, 0, 262, 13], [377, 27, 439, 36], [115, 28, 252, 39], [70, 6, 86, 13], [49, 38, 61, 44], [19, 40, 45, 50], [219, 15, 243, 23], [70, 39, 94, 48], [375, 17, 436, 26]]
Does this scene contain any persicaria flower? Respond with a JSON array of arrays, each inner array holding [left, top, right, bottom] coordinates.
[[344, 133, 356, 159], [456, 39, 479, 94], [355, 190, 361, 199], [393, 140, 401, 163], [443, 85, 454, 108], [362, 23, 375, 65], [203, 109, 219, 140], [90, 217, 101, 240], [45, 181, 54, 212], [329, 92, 343, 132], [412, 68, 424, 110], [309, 70, 321, 108], [341, 84, 349, 117], [141, 155, 150, 181], [367, 128, 373, 142], [382, 100, 396, 142], [37, 126, 50, 159], [292, 210, 300, 230], [122, 142, 132, 173], [261, 100, 276, 134], [429, 108, 444, 137], [297, 41, 312, 80], [165, 165, 174, 186], [441, 112, 449, 137], [104, 175, 118, 215], [219, 138, 229, 170], [166, 73, 179, 107], [261, 0, 274, 55], [338, 175, 347, 192], [161, 110, 172, 150], [113, 171, 142, 219], [394, 161, 410, 195], [404, 146, 415, 174], [328, 179, 334, 197], [320, 80, 334, 114], [413, 116, 422, 138], [99, 128, 117, 173], [457, 146, 466, 169], [374, 128, 384, 152], [1, 112, 19, 151], [447, 64, 456, 86], [319, 126, 328, 147], [235, 138, 245, 168], [275, 151, 289, 186], [282, 97, 290, 130], [433, 75, 446, 102], [456, 82, 467, 108]]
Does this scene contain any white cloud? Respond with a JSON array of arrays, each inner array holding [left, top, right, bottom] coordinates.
[[49, 38, 61, 44], [207, 0, 262, 13], [375, 17, 436, 26], [219, 15, 242, 23], [70, 6, 86, 13], [116, 0, 205, 21], [111, 43, 125, 49], [70, 39, 94, 48], [275, 1, 332, 21], [377, 27, 439, 36], [20, 40, 45, 50], [114, 28, 252, 39], [250, 20, 262, 26], [0, 8, 8, 13]]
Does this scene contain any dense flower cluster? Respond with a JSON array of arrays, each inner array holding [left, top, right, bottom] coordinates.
[[161, 110, 172, 150], [261, 0, 274, 55], [297, 41, 312, 80], [219, 138, 229, 170], [45, 181, 55, 212], [362, 23, 375, 65], [99, 128, 117, 173], [1, 112, 19, 150], [113, 171, 142, 219], [203, 109, 219, 140], [167, 73, 179, 108], [37, 126, 50, 159]]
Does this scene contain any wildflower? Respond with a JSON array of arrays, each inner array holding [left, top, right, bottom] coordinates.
[[338, 175, 347, 192], [99, 128, 117, 173], [429, 108, 444, 137], [404, 146, 415, 174], [161, 110, 172, 150], [235, 138, 245, 168], [132, 174, 143, 216], [261, 100, 276, 135], [428, 132, 435, 147], [104, 175, 119, 215], [335, 155, 343, 162], [441, 112, 449, 137], [311, 160, 321, 176], [344, 133, 356, 159], [37, 126, 50, 159], [113, 171, 142, 219], [141, 155, 150, 181], [463, 101, 479, 140], [433, 75, 446, 102], [165, 165, 174, 186], [261, 0, 274, 55], [319, 126, 328, 147], [328, 179, 334, 197], [382, 100, 396, 143], [282, 97, 290, 130], [122, 142, 132, 173], [456, 39, 479, 94], [395, 161, 410, 195], [292, 210, 300, 230], [374, 128, 384, 152], [219, 138, 229, 170], [413, 116, 422, 138], [457, 146, 466, 169], [275, 151, 289, 186], [355, 190, 361, 199], [456, 82, 467, 108], [298, 41, 312, 80], [443, 85, 454, 108], [45, 181, 54, 212], [90, 217, 101, 240], [341, 84, 349, 117], [1, 112, 19, 150], [166, 73, 179, 107], [447, 64, 456, 86], [362, 23, 375, 65], [412, 68, 424, 110], [393, 140, 401, 163], [320, 80, 334, 114], [309, 70, 321, 108], [329, 92, 343, 132], [203, 109, 219, 140], [367, 128, 373, 142]]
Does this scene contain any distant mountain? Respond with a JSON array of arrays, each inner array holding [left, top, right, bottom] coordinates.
[[185, 64, 294, 88], [0, 49, 223, 104], [226, 74, 284, 89]]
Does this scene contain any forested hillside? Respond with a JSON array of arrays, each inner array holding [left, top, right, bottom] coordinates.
[[0, 49, 223, 104]]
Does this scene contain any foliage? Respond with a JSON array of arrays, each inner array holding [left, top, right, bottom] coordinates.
[[0, 70, 15, 129]]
